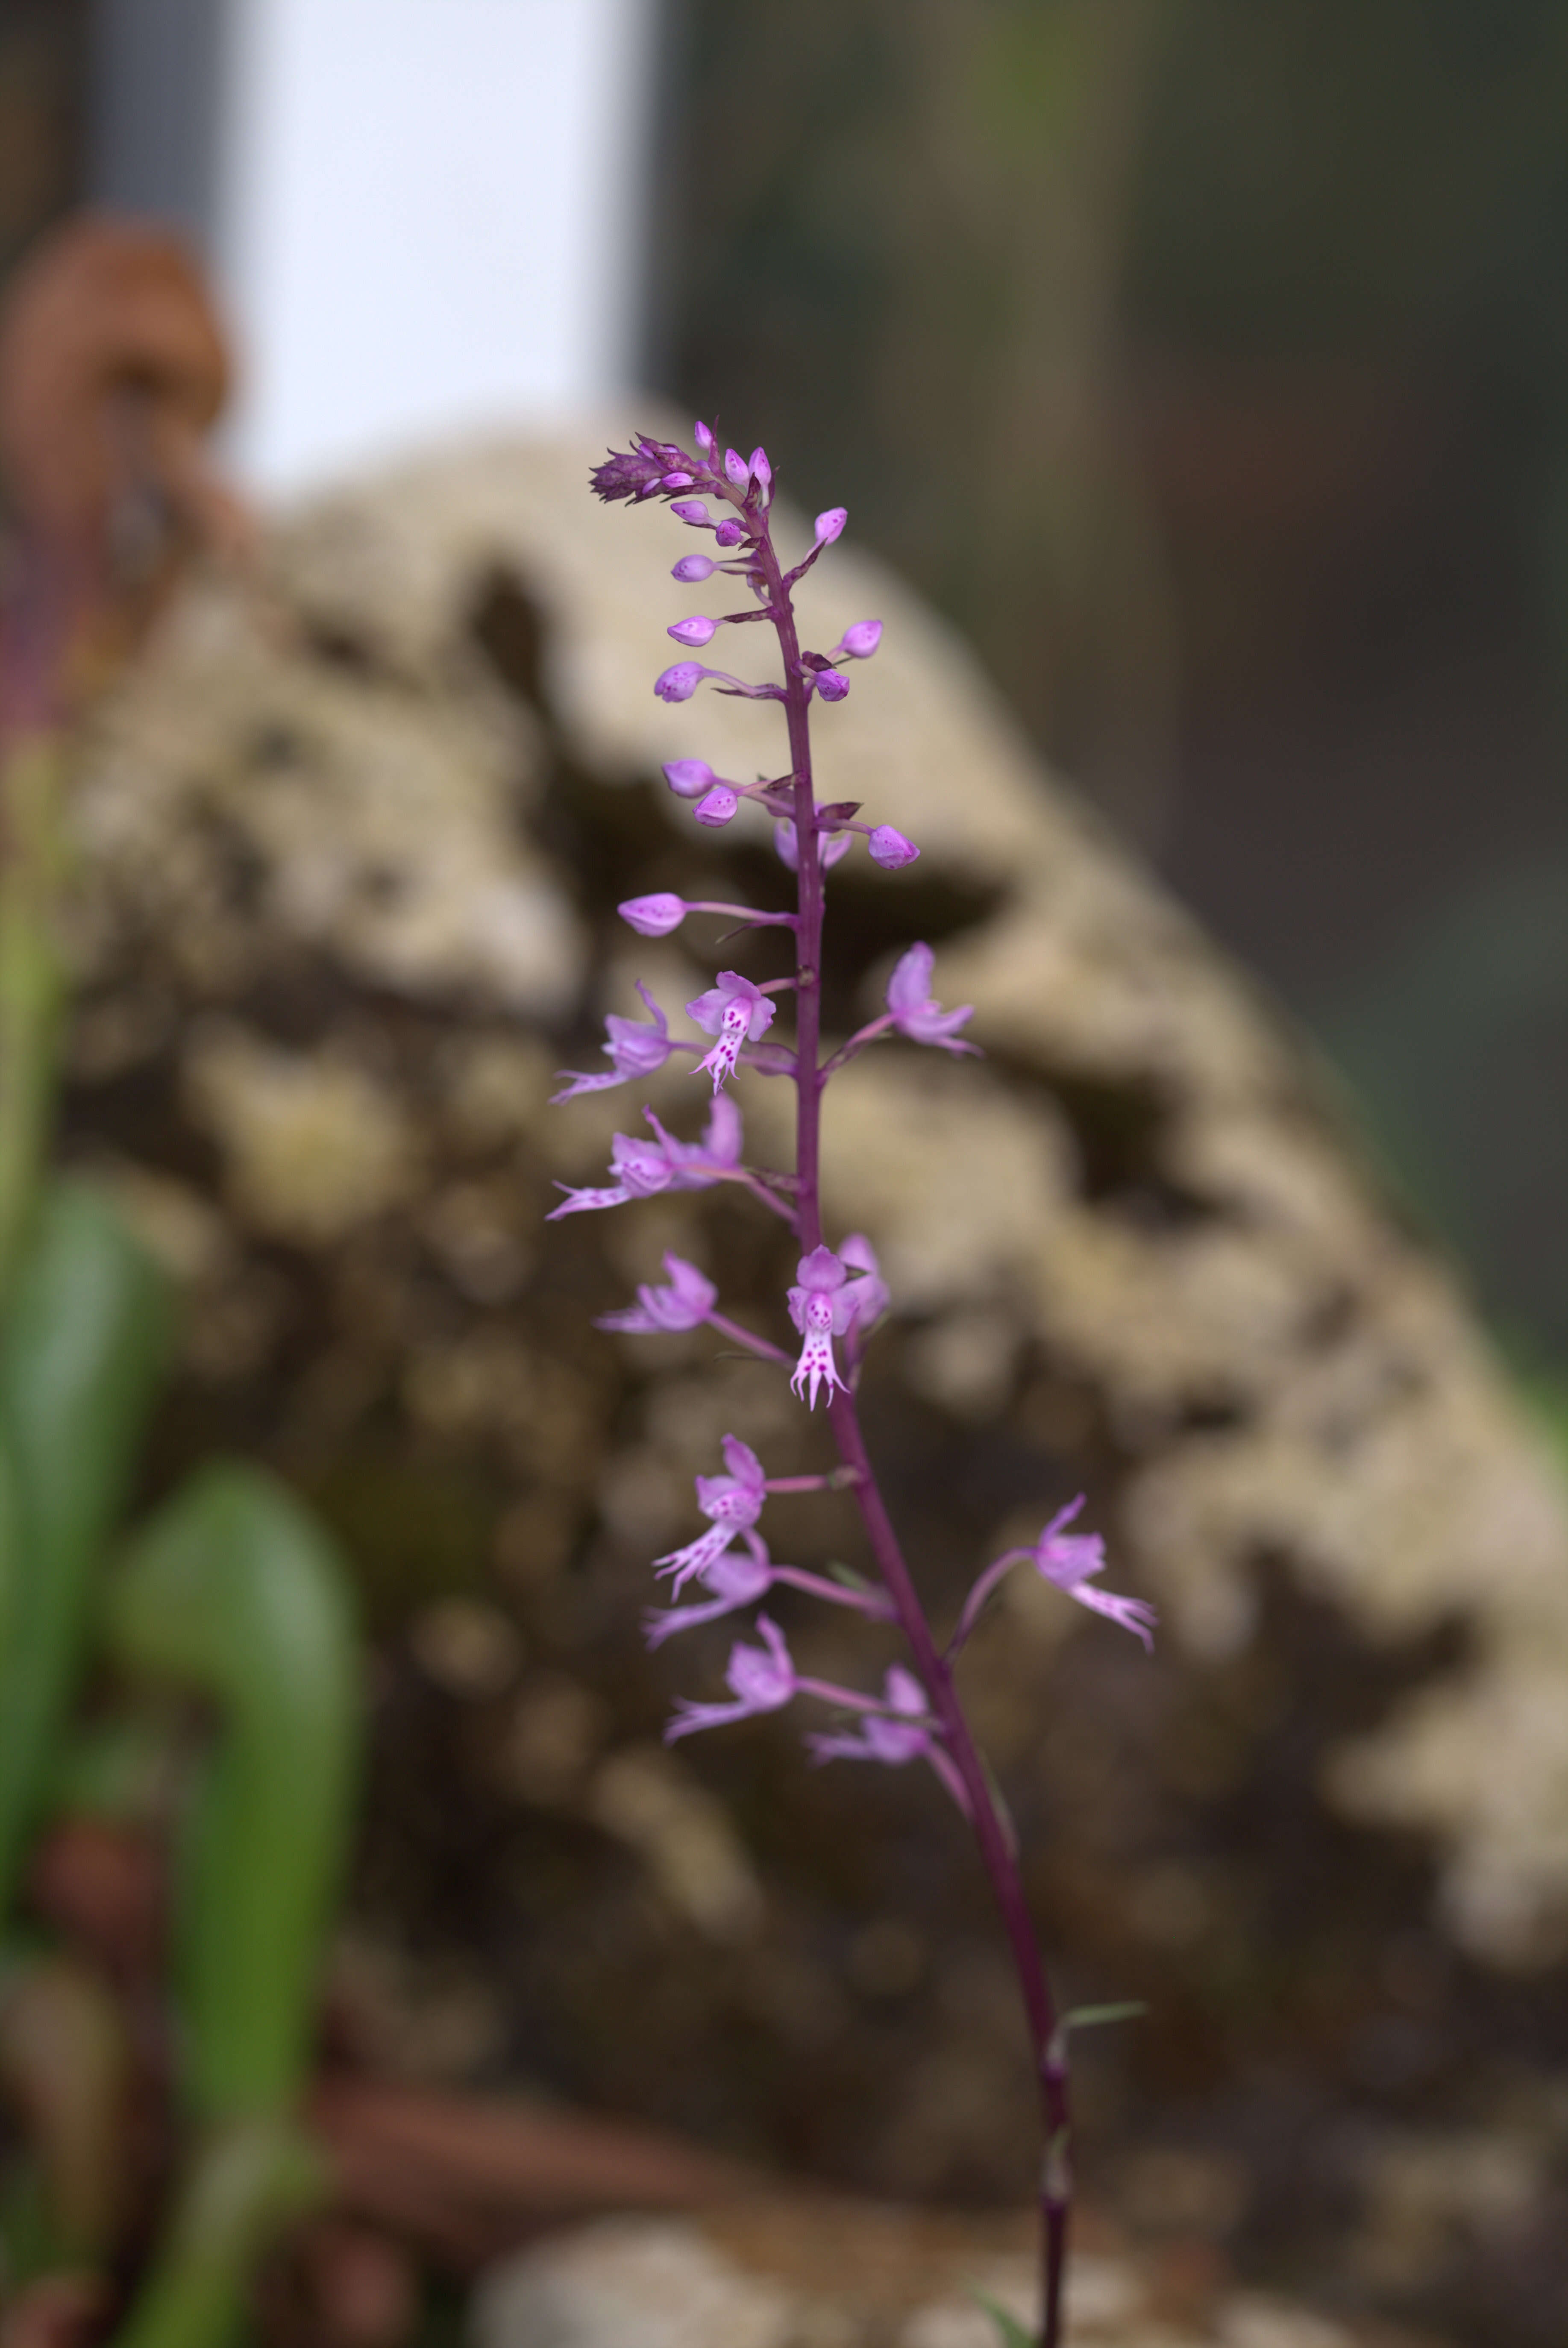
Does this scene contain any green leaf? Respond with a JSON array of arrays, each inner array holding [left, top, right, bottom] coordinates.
[[967, 2287, 1036, 2348], [1063, 1999, 1149, 2033], [0, 1182, 174, 1918], [826, 1558, 871, 1591], [104, 1463, 362, 2122]]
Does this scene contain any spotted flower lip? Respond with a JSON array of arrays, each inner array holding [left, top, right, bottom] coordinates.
[[787, 1245, 852, 1408], [686, 972, 777, 1092], [654, 1436, 769, 1598]]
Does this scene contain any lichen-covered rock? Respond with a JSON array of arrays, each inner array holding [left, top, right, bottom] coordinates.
[[57, 429, 1568, 2344], [469, 2210, 1408, 2348]]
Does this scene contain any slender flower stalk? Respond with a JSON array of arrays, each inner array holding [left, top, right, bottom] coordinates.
[[570, 425, 1158, 2348]]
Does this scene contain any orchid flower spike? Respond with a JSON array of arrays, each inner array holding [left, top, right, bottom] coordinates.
[[552, 983, 679, 1101], [1029, 1497, 1157, 1652], [787, 1246, 853, 1408], [807, 1665, 932, 1767], [885, 943, 978, 1055], [665, 1614, 797, 1743], [686, 971, 777, 1092], [653, 1436, 769, 1597], [597, 1253, 717, 1335]]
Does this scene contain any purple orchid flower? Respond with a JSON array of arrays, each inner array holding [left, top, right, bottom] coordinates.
[[774, 819, 852, 872], [668, 615, 719, 648], [654, 1436, 769, 1597], [814, 670, 850, 702], [687, 971, 777, 1092], [1029, 1498, 1158, 1650], [545, 1128, 674, 1220], [807, 1664, 931, 1765], [806, 1664, 973, 1815], [834, 620, 883, 660], [549, 1101, 744, 1221], [951, 1496, 1157, 1657], [648, 1094, 744, 1188], [694, 786, 739, 827], [664, 1613, 797, 1742], [787, 1245, 852, 1407], [662, 759, 716, 798], [868, 824, 919, 869], [618, 892, 687, 936], [837, 1233, 890, 1337], [596, 1252, 717, 1335], [671, 555, 717, 583], [643, 1533, 775, 1648], [886, 943, 978, 1055], [551, 982, 679, 1102]]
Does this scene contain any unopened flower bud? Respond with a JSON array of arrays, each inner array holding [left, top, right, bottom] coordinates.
[[749, 447, 772, 499], [670, 499, 712, 528], [868, 824, 919, 869], [837, 619, 882, 660], [814, 507, 847, 544], [662, 758, 715, 799], [714, 519, 748, 548], [655, 662, 705, 701], [668, 615, 718, 648], [671, 554, 717, 582], [694, 420, 717, 460], [724, 448, 750, 488], [695, 786, 740, 827], [661, 470, 693, 489], [815, 669, 850, 702], [618, 892, 687, 936]]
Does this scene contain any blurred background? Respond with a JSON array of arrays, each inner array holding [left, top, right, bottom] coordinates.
[[4, 0, 1567, 1371], [5, 6, 1568, 2341]]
